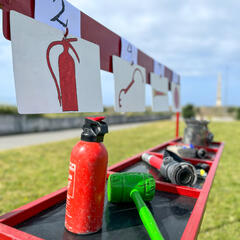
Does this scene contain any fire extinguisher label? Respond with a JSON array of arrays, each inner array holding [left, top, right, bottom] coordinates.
[[67, 162, 76, 199]]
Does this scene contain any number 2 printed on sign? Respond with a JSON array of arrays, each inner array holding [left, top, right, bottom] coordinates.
[[35, 0, 81, 37], [50, 0, 68, 28]]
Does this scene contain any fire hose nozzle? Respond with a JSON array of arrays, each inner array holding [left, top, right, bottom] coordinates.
[[142, 152, 198, 186]]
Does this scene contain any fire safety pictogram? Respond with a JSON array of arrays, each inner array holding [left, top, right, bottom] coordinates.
[[118, 68, 144, 108], [46, 29, 80, 112]]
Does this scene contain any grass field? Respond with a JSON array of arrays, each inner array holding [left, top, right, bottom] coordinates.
[[0, 120, 239, 239]]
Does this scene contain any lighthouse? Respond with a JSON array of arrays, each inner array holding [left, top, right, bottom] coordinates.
[[216, 73, 222, 107]]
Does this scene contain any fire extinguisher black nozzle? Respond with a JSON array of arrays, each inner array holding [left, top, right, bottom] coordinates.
[[81, 117, 108, 143]]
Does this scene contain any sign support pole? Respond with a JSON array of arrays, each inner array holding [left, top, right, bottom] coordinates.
[[176, 112, 180, 138]]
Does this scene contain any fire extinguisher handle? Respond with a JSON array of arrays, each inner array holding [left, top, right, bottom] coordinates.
[[46, 41, 63, 106], [86, 116, 105, 122]]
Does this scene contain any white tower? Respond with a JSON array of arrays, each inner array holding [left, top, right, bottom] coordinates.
[[216, 73, 222, 107]]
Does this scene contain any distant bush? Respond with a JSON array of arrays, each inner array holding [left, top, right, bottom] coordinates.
[[0, 105, 170, 118], [0, 105, 18, 115], [236, 108, 240, 120], [227, 107, 236, 114], [0, 105, 45, 117], [26, 114, 44, 118], [182, 104, 196, 119]]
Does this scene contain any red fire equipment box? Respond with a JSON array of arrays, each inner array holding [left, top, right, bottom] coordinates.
[[0, 138, 224, 240]]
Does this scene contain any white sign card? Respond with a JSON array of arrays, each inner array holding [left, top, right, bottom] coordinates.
[[113, 56, 146, 112], [10, 11, 103, 114], [150, 73, 169, 112], [121, 38, 138, 65], [154, 60, 165, 77], [171, 82, 181, 112], [35, 0, 81, 37]]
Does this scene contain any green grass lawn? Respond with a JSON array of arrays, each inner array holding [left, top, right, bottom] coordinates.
[[0, 120, 239, 239]]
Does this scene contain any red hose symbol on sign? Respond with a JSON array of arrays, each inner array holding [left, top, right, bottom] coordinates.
[[153, 90, 167, 97], [118, 68, 144, 108], [46, 29, 80, 112]]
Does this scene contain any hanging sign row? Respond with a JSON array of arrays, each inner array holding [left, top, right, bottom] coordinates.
[[0, 0, 180, 85], [10, 12, 181, 114]]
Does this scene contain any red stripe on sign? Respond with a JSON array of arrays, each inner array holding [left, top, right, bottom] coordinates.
[[164, 66, 173, 90], [0, 0, 35, 40], [138, 50, 154, 84], [81, 12, 121, 72]]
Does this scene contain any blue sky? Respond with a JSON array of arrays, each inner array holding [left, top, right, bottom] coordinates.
[[0, 0, 239, 106]]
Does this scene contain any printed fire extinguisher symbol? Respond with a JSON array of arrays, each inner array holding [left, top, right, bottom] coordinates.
[[67, 162, 76, 199], [46, 30, 80, 112], [174, 86, 179, 109]]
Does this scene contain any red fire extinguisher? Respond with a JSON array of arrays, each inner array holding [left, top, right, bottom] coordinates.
[[46, 31, 80, 112], [65, 116, 109, 235]]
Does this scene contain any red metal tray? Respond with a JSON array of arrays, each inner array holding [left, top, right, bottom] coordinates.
[[0, 138, 224, 240]]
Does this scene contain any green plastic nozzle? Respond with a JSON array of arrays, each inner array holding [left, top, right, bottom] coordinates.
[[108, 172, 164, 240], [108, 172, 155, 203]]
